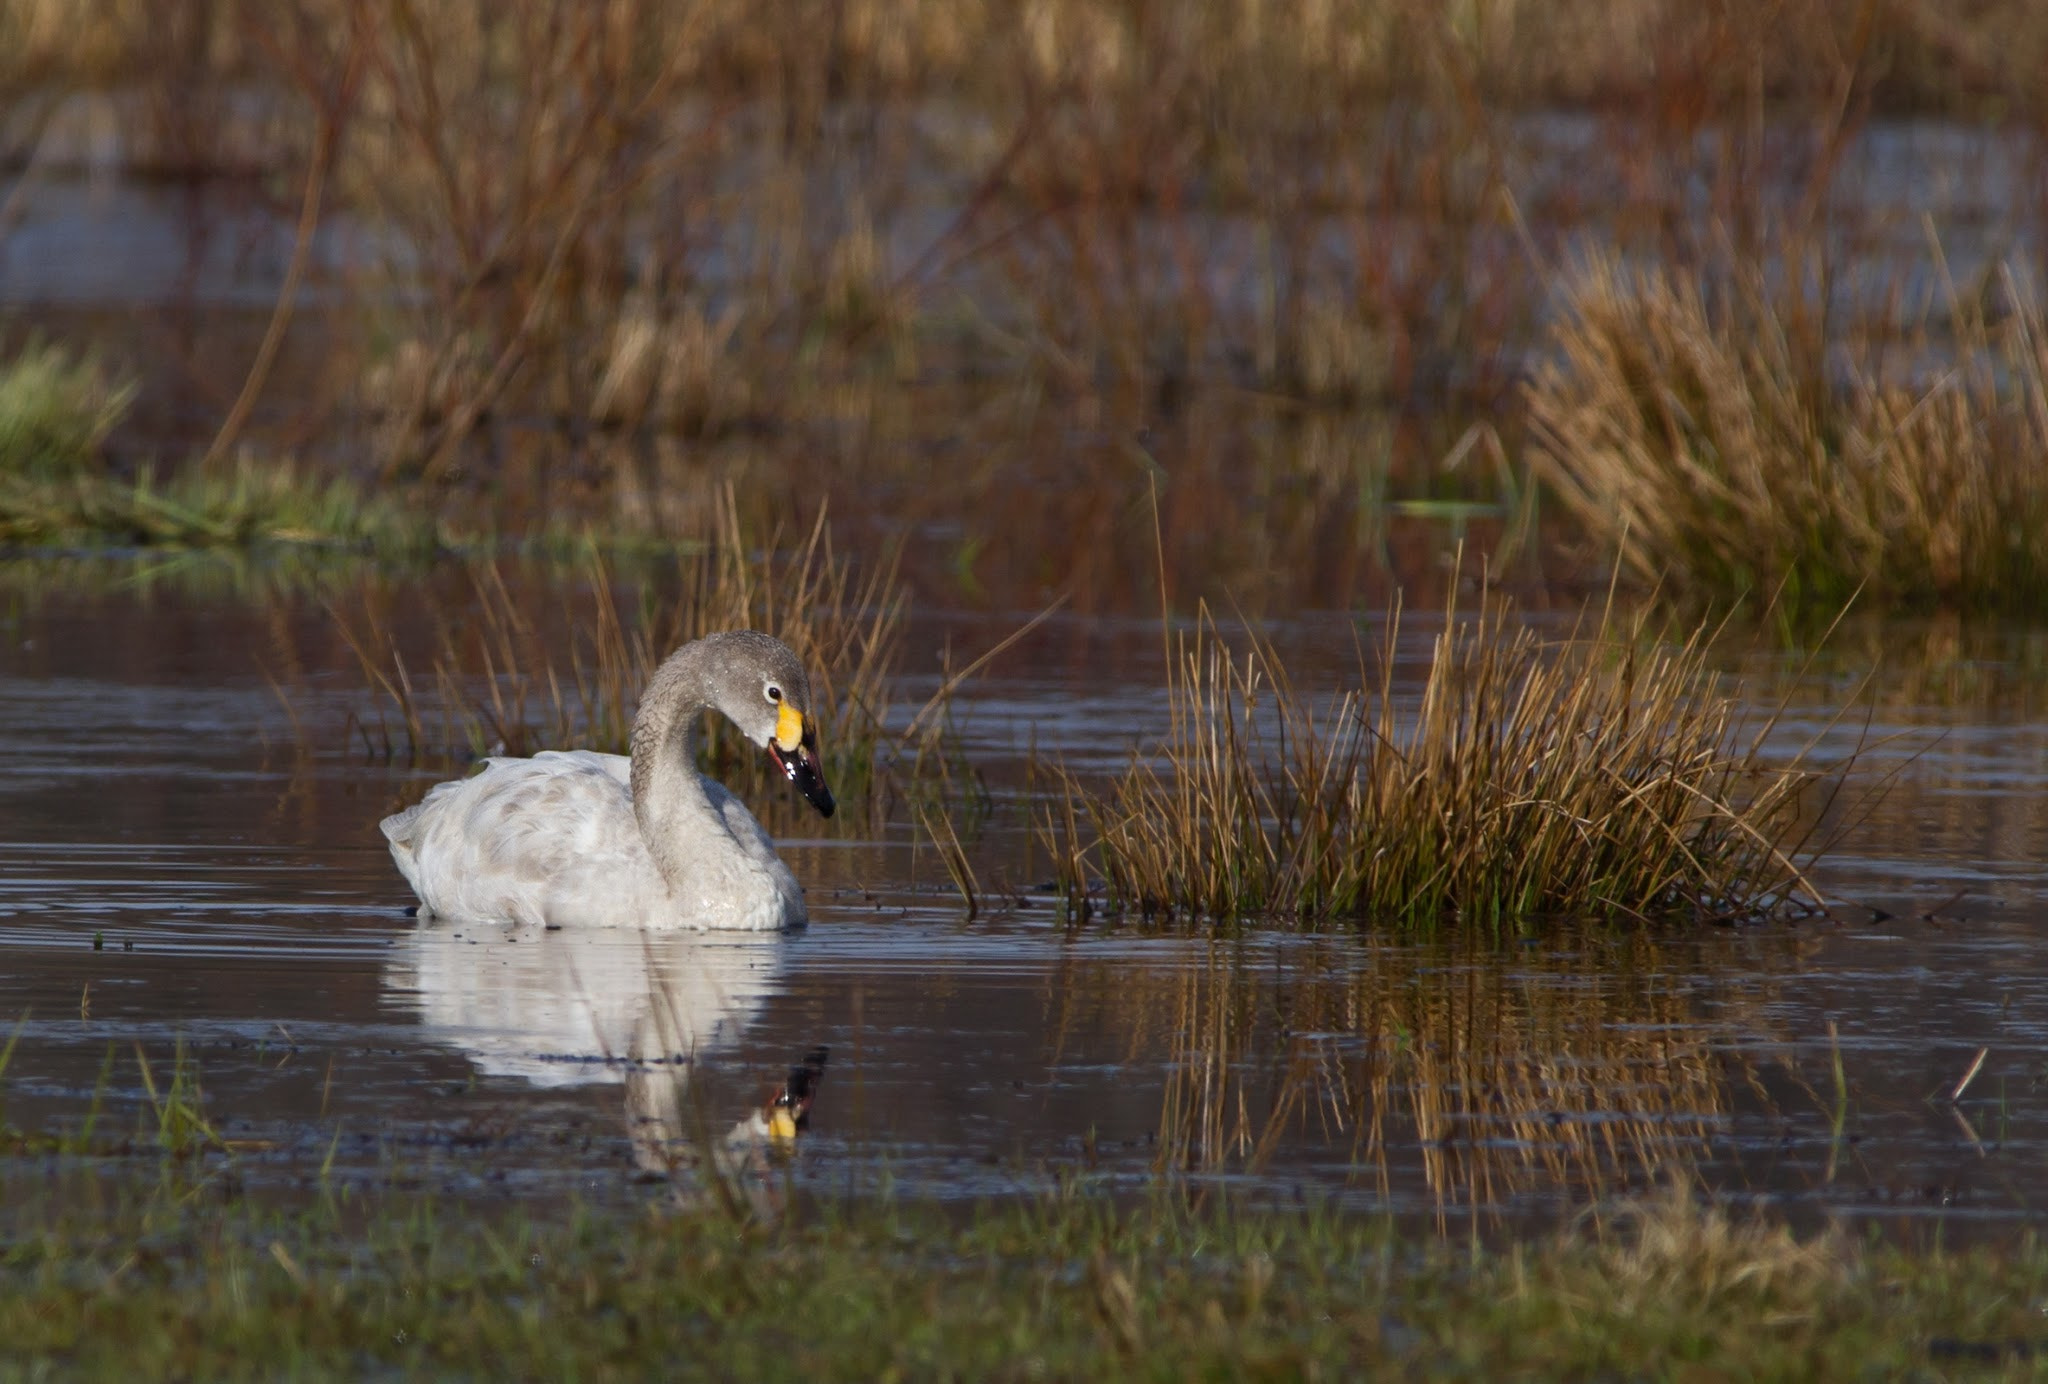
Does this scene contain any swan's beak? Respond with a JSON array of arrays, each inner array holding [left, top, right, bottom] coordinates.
[[768, 708, 836, 818]]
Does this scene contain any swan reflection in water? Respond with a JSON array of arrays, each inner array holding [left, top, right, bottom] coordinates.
[[385, 920, 824, 1204]]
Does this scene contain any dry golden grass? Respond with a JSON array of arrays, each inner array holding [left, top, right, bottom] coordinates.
[[1583, 1180, 1849, 1320], [1045, 584, 1843, 930], [1528, 248, 2048, 614]]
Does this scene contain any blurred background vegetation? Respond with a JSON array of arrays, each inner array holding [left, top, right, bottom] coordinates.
[[1, 0, 2044, 614]]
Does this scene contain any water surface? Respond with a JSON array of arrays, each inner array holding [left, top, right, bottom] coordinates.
[[0, 582, 2042, 1237]]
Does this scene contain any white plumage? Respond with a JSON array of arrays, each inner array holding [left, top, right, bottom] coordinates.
[[380, 631, 836, 931]]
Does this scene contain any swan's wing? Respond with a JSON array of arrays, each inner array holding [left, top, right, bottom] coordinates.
[[382, 753, 662, 926]]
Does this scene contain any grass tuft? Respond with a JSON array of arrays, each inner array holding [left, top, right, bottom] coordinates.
[[1527, 248, 2048, 614], [1046, 585, 1843, 930], [0, 338, 133, 481], [0, 338, 434, 552], [0, 453, 436, 552]]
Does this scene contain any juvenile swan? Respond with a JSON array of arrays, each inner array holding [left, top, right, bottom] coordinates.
[[381, 631, 836, 930]]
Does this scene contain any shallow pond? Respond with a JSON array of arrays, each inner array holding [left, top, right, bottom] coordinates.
[[0, 578, 2045, 1237]]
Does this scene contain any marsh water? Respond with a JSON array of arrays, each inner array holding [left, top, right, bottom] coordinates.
[[7, 105, 2048, 1239], [0, 575, 2046, 1237]]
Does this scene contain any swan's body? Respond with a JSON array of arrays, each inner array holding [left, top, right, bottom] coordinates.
[[381, 631, 836, 931]]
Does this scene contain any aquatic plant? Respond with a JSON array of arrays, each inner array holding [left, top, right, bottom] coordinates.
[[1045, 587, 1844, 929], [1528, 248, 2048, 614]]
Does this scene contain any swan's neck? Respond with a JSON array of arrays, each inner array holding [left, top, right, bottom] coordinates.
[[628, 648, 729, 891]]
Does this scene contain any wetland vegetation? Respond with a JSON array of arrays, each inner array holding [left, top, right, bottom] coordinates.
[[8, 0, 2048, 1376], [1045, 589, 1845, 929], [13, 1159, 2048, 1380], [4, 0, 2047, 611]]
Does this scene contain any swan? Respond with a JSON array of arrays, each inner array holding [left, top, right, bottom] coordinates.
[[380, 630, 837, 930]]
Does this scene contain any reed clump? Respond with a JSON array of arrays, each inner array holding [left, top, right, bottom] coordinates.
[[1528, 250, 2048, 614], [1045, 591, 1837, 930]]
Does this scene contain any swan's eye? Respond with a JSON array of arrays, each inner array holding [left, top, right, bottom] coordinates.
[[765, 684, 783, 704]]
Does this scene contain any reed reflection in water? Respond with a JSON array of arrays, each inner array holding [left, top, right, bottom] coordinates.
[[1116, 930, 1790, 1219]]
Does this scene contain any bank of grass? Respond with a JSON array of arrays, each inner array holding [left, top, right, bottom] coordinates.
[[1047, 590, 1843, 930], [1, 1170, 2044, 1379], [1529, 249, 2048, 616], [0, 337, 129, 479], [0, 340, 438, 553], [0, 453, 440, 553]]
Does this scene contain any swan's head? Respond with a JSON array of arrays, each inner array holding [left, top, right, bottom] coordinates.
[[707, 631, 836, 819]]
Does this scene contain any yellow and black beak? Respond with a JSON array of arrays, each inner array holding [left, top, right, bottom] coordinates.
[[767, 703, 836, 818]]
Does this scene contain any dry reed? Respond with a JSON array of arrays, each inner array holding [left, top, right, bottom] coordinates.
[[1528, 248, 2048, 614], [1045, 586, 1842, 930]]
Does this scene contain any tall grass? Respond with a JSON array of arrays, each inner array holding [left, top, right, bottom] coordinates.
[[1046, 587, 1843, 930], [1528, 248, 2048, 614]]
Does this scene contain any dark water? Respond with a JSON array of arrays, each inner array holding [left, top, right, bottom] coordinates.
[[1, 582, 2045, 1236]]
